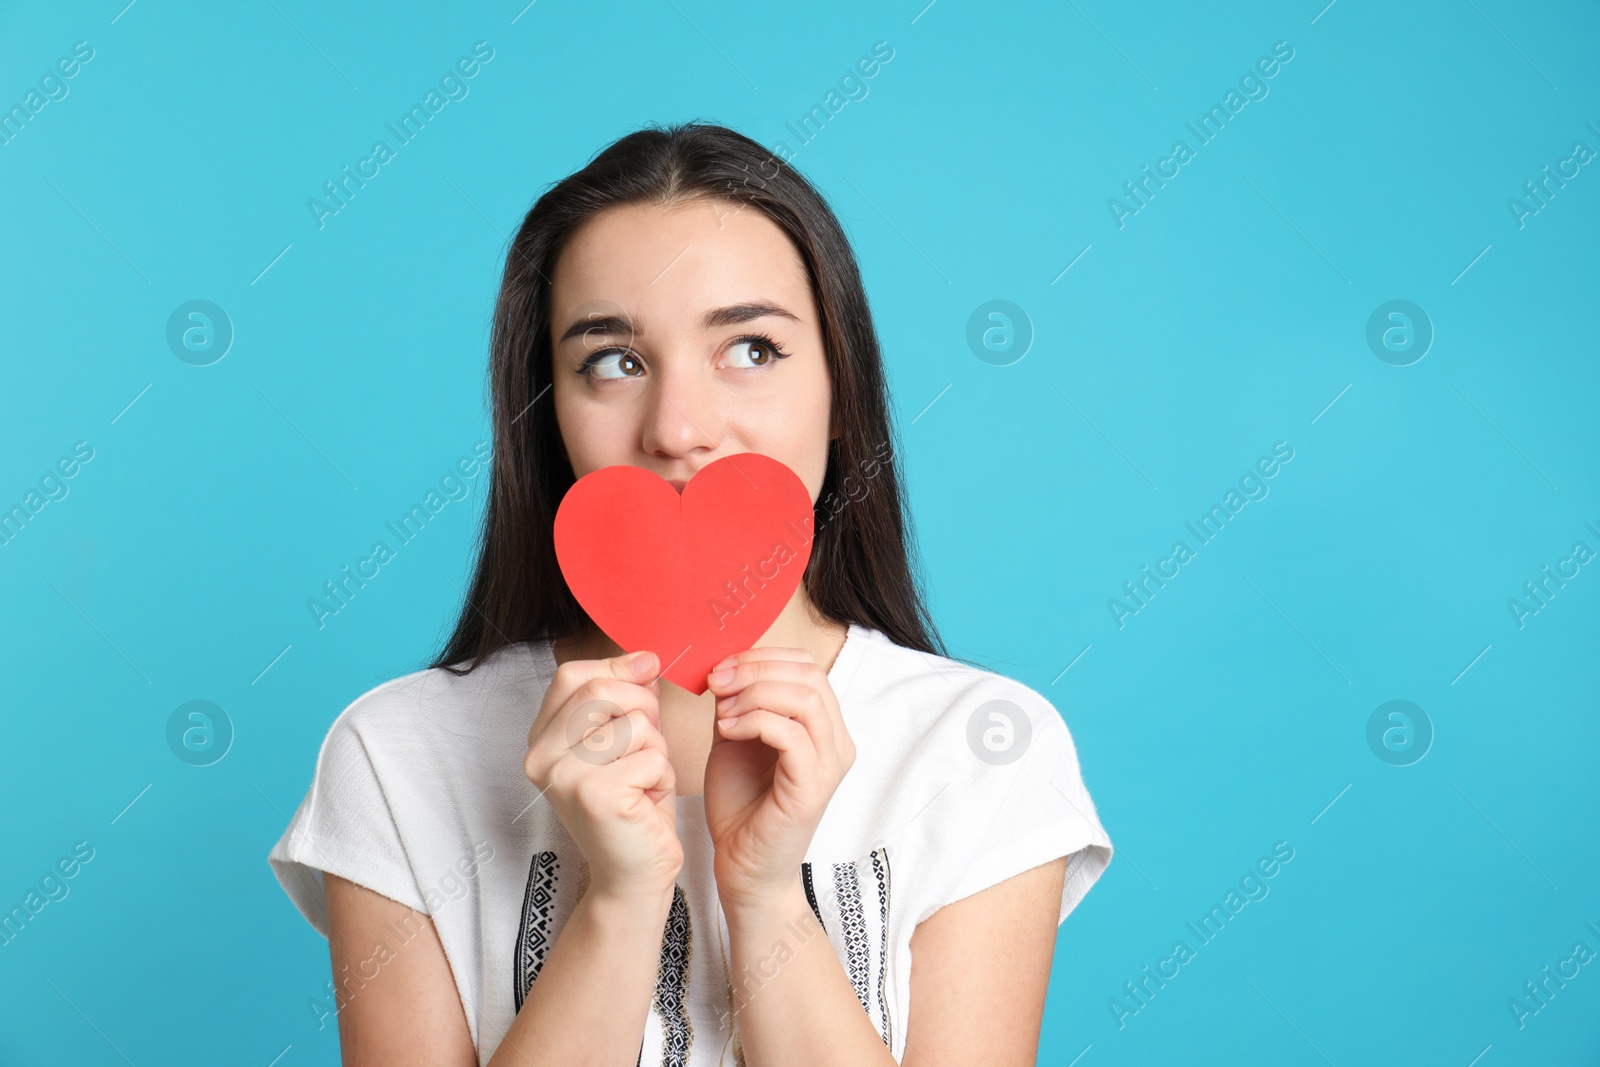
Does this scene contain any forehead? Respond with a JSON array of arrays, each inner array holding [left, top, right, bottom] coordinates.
[[550, 200, 815, 327]]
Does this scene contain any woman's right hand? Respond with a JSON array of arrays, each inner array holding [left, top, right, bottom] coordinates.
[[523, 649, 683, 901]]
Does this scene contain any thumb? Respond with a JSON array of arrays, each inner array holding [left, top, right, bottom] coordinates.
[[612, 649, 659, 682]]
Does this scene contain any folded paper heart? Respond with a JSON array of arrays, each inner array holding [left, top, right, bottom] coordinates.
[[552, 452, 816, 695]]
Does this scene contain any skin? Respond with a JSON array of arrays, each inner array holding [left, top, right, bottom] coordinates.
[[324, 197, 1069, 1065]]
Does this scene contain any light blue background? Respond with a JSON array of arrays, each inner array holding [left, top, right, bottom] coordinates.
[[2, 0, 1597, 1063]]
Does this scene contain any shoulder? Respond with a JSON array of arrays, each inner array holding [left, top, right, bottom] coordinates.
[[842, 627, 1072, 753], [314, 642, 550, 762], [828, 626, 1092, 839], [816, 628, 1112, 924]]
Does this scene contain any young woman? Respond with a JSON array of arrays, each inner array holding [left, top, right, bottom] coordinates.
[[270, 122, 1112, 1066]]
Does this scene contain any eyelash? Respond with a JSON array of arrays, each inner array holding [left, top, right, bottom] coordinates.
[[576, 332, 793, 379]]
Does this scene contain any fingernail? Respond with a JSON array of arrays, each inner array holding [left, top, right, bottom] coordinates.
[[629, 651, 658, 677], [709, 666, 734, 686]]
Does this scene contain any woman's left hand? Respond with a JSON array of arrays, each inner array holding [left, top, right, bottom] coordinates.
[[702, 646, 856, 912]]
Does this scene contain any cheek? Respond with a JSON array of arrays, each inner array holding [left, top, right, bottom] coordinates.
[[728, 404, 828, 503], [795, 364, 833, 502], [552, 395, 611, 475], [782, 379, 833, 504]]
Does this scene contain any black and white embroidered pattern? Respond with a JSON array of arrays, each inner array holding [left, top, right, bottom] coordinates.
[[800, 861, 826, 932], [512, 850, 561, 1011], [511, 851, 698, 1065], [812, 845, 894, 1048], [832, 859, 873, 1016], [652, 884, 694, 1066], [870, 847, 893, 1049], [511, 847, 893, 1061]]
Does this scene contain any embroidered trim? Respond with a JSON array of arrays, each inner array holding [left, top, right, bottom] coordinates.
[[800, 861, 826, 933], [832, 860, 872, 1015], [512, 850, 561, 1011], [652, 884, 694, 1066], [871, 846, 893, 1048]]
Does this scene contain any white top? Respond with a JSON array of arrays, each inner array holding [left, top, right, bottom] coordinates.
[[268, 623, 1113, 1064]]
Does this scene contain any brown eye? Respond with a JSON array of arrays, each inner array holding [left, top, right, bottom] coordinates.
[[581, 350, 645, 379], [725, 335, 791, 369]]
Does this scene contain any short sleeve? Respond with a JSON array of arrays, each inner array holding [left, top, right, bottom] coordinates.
[[267, 714, 430, 939], [936, 691, 1113, 926]]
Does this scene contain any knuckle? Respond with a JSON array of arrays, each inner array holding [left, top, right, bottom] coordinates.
[[544, 755, 571, 796], [571, 771, 603, 811], [622, 709, 649, 747], [650, 748, 674, 784]]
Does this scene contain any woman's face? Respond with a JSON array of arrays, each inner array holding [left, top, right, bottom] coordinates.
[[548, 198, 834, 503]]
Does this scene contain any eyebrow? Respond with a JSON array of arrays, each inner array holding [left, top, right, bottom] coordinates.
[[557, 301, 800, 345]]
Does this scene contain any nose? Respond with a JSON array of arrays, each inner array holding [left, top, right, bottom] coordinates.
[[639, 356, 721, 462]]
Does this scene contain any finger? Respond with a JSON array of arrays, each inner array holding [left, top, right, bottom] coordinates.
[[706, 656, 826, 698], [566, 705, 665, 765], [714, 679, 835, 754], [594, 745, 676, 803], [532, 669, 663, 764], [543, 649, 660, 717], [560, 675, 663, 738], [709, 646, 816, 675], [533, 659, 658, 753], [717, 707, 816, 779], [590, 675, 665, 730]]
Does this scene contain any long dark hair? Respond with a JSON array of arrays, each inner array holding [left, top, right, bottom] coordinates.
[[429, 121, 946, 675]]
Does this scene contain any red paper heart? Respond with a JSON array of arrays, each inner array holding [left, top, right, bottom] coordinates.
[[552, 452, 816, 695]]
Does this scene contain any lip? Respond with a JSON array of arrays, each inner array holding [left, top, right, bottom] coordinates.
[[666, 478, 688, 494]]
